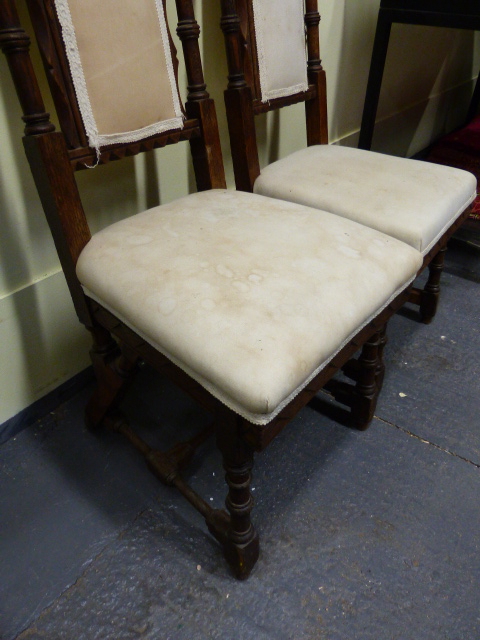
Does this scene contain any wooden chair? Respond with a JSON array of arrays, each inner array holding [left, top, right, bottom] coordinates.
[[219, 0, 477, 324], [0, 0, 423, 578]]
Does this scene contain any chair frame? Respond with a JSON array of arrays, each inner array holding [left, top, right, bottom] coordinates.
[[219, 0, 472, 324], [1, 0, 413, 578]]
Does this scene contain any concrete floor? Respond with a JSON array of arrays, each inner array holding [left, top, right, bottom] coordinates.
[[1, 241, 479, 640]]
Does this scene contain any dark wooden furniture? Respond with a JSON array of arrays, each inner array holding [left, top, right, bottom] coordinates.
[[358, 0, 480, 151], [219, 0, 475, 325], [0, 0, 422, 579]]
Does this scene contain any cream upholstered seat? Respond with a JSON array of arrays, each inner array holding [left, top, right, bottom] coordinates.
[[77, 189, 422, 425], [219, 0, 477, 325], [245, 0, 477, 256], [253, 145, 477, 256]]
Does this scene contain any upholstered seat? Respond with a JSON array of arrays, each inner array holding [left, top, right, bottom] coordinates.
[[0, 0, 424, 579], [219, 0, 476, 324], [253, 145, 477, 256], [77, 189, 422, 424]]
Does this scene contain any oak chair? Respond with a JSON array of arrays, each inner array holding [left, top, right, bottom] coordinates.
[[219, 0, 477, 324], [0, 0, 422, 578]]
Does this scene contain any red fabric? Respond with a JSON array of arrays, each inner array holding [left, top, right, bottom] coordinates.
[[425, 116, 480, 221]]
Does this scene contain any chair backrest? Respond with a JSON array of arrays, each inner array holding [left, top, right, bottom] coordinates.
[[0, 0, 225, 324], [220, 0, 328, 191]]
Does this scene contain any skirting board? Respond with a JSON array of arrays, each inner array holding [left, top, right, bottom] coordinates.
[[0, 366, 94, 445], [0, 270, 92, 432]]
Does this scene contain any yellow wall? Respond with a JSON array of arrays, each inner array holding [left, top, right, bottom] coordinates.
[[0, 0, 479, 424]]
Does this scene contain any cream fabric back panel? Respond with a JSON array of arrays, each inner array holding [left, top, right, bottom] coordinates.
[[252, 0, 308, 102], [55, 0, 184, 151]]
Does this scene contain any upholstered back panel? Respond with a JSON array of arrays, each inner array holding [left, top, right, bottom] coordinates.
[[251, 0, 308, 102], [54, 0, 184, 152]]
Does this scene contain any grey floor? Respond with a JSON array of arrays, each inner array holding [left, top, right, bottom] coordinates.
[[1, 240, 479, 640]]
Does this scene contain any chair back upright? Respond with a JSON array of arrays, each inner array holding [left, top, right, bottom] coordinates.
[[0, 0, 225, 324], [220, 0, 328, 191]]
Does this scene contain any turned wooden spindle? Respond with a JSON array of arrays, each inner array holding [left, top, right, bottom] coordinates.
[[174, 0, 225, 189], [375, 324, 388, 391], [305, 0, 328, 145], [219, 0, 260, 191], [0, 0, 55, 136], [216, 411, 259, 579], [220, 0, 248, 91], [420, 246, 447, 324], [175, 0, 209, 102], [351, 329, 382, 430], [305, 0, 323, 75]]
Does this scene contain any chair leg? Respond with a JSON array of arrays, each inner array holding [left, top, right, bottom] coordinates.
[[420, 246, 447, 324], [102, 411, 243, 574], [216, 411, 259, 579], [85, 325, 138, 430], [315, 327, 384, 430], [375, 324, 388, 393], [350, 328, 382, 430]]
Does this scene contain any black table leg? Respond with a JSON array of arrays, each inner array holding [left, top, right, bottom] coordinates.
[[358, 11, 393, 150]]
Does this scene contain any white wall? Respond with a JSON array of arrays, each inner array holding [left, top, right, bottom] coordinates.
[[1, 0, 479, 425], [322, 1, 480, 153]]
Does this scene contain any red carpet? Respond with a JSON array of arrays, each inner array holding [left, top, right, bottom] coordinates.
[[425, 115, 480, 221]]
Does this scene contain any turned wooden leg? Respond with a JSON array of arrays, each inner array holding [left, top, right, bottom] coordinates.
[[223, 447, 259, 579], [375, 324, 388, 392], [85, 325, 138, 430], [420, 246, 447, 324], [350, 329, 381, 430], [216, 411, 259, 579]]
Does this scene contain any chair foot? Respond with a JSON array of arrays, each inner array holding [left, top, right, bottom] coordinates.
[[419, 294, 439, 325], [223, 530, 260, 580], [419, 246, 447, 324]]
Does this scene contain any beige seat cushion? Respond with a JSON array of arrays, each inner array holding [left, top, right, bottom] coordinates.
[[77, 190, 422, 425], [254, 145, 477, 255]]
